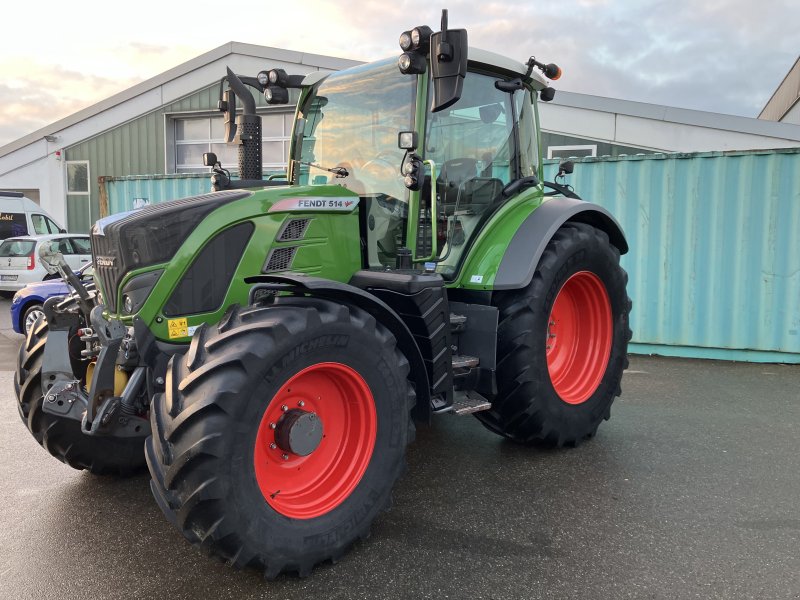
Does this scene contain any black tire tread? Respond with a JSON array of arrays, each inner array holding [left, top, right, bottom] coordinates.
[[479, 222, 632, 447], [146, 300, 415, 579]]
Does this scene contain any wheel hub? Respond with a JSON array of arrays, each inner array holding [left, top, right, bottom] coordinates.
[[274, 409, 323, 456]]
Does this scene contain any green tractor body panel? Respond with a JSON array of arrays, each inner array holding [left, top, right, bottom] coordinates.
[[446, 186, 544, 290], [103, 184, 362, 343]]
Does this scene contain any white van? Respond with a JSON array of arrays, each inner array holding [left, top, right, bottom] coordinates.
[[0, 191, 66, 240]]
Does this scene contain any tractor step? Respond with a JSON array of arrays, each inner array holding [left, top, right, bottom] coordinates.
[[450, 390, 492, 415], [452, 355, 479, 369]]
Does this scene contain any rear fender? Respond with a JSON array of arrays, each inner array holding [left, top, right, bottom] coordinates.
[[493, 197, 627, 290]]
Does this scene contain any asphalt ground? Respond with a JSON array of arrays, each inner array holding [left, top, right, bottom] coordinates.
[[0, 297, 798, 599]]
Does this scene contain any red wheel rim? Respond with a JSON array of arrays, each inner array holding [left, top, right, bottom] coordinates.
[[546, 271, 613, 405], [253, 362, 377, 519]]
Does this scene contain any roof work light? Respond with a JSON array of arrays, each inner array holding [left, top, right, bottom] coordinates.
[[398, 25, 433, 75]]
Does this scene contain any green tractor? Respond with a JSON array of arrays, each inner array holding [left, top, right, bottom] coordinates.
[[15, 11, 631, 578]]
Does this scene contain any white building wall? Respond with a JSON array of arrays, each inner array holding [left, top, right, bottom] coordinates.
[[539, 103, 800, 153], [0, 142, 66, 224]]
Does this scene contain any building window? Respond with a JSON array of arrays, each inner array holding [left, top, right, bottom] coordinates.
[[174, 113, 293, 174], [66, 161, 90, 194], [546, 145, 597, 159], [66, 160, 91, 232]]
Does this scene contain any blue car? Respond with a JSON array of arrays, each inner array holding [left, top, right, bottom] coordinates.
[[10, 265, 93, 335]]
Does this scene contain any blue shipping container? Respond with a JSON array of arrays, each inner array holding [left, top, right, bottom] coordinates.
[[544, 148, 800, 363]]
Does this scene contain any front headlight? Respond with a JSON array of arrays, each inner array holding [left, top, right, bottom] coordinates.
[[119, 269, 163, 315], [11, 292, 21, 304]]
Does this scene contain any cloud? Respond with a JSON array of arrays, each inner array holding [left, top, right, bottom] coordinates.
[[0, 0, 798, 148]]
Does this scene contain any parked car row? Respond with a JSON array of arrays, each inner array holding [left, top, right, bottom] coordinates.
[[0, 190, 91, 335]]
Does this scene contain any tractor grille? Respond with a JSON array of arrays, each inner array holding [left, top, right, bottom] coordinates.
[[277, 218, 311, 241], [263, 247, 297, 272], [91, 233, 122, 311]]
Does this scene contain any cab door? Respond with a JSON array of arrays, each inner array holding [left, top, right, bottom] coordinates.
[[417, 69, 539, 277]]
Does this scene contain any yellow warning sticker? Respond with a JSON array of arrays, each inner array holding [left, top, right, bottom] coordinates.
[[167, 318, 189, 339]]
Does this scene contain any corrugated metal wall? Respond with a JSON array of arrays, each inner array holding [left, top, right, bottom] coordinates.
[[103, 174, 210, 214], [544, 148, 800, 363], [64, 84, 286, 232], [99, 148, 799, 363], [65, 110, 167, 230]]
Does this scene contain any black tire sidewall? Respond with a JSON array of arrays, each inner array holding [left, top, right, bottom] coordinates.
[[223, 317, 408, 557]]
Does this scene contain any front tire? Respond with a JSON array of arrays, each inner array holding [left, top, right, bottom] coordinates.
[[477, 222, 632, 446], [146, 299, 415, 578]]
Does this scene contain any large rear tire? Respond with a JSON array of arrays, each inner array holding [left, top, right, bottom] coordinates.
[[146, 299, 415, 578], [14, 317, 147, 475], [476, 222, 632, 446]]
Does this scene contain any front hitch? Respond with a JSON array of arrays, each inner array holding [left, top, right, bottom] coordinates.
[[80, 306, 150, 437]]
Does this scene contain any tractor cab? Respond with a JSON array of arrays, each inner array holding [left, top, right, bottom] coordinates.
[[289, 37, 550, 279]]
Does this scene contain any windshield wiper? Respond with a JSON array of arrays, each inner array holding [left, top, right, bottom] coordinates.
[[292, 159, 348, 178]]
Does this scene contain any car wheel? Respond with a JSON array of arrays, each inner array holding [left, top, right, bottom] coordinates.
[[22, 303, 45, 336]]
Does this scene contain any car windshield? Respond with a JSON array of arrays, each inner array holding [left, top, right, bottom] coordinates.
[[0, 239, 34, 257], [294, 60, 417, 266]]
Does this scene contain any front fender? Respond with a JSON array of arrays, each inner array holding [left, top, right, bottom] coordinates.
[[244, 274, 432, 422]]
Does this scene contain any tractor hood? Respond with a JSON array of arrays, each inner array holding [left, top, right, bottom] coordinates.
[[91, 185, 360, 311]]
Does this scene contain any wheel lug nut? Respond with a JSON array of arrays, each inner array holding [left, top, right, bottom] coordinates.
[[281, 454, 289, 460], [281, 405, 288, 412], [269, 442, 277, 450], [269, 422, 276, 429], [298, 400, 305, 407]]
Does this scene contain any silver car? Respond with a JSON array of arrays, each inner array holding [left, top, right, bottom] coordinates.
[[0, 234, 91, 292]]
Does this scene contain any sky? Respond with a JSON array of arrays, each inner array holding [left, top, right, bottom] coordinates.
[[1, 0, 798, 148]]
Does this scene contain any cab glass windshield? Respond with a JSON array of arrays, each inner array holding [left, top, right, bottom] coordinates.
[[295, 60, 417, 266]]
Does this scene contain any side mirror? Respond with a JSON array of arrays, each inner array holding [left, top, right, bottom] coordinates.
[[558, 160, 574, 177], [203, 152, 218, 167], [429, 10, 468, 113], [38, 241, 63, 276]]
